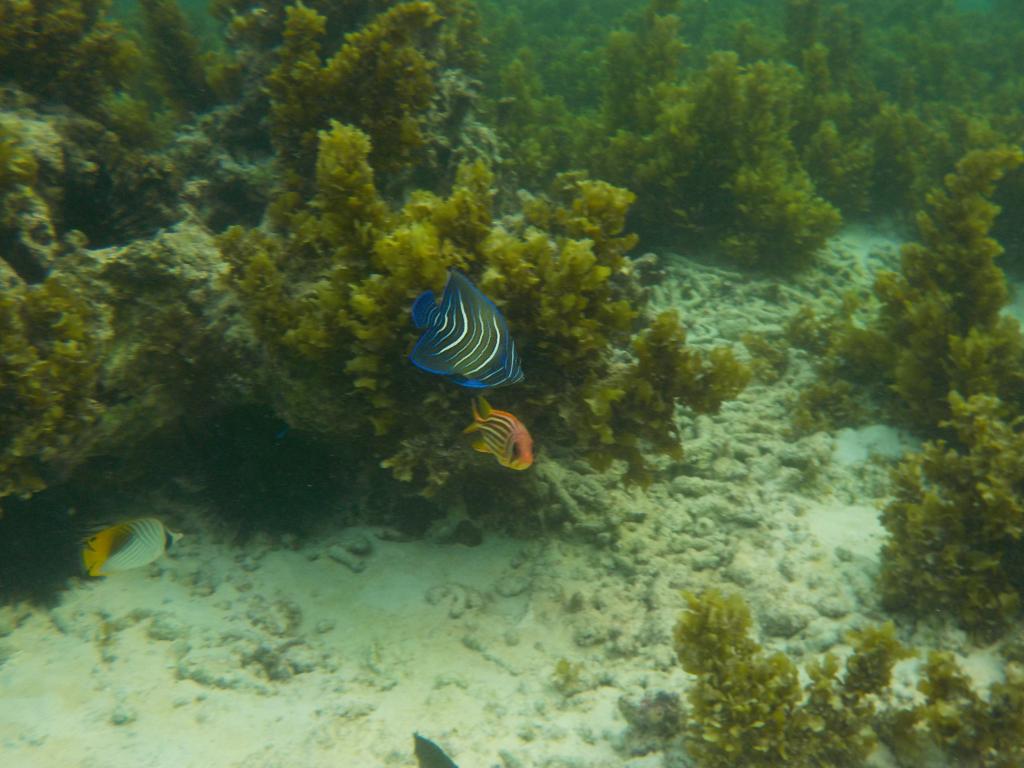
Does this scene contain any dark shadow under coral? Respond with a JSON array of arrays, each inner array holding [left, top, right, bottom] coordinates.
[[0, 494, 81, 605], [180, 405, 350, 539]]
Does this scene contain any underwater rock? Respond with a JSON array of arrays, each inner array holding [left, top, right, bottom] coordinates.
[[0, 605, 30, 637], [246, 598, 302, 638], [109, 702, 137, 726], [327, 545, 367, 573], [337, 530, 373, 556], [146, 613, 189, 642], [1, 218, 263, 503], [2, 186, 59, 282], [757, 600, 816, 639], [314, 619, 335, 634], [618, 690, 684, 755], [425, 583, 484, 619], [176, 643, 261, 693], [241, 640, 319, 681], [429, 517, 484, 547], [813, 592, 854, 620], [494, 572, 530, 598], [723, 549, 760, 588]]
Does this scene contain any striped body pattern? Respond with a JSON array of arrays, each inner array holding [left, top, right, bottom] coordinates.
[[82, 517, 180, 577], [409, 269, 524, 388], [463, 396, 533, 470]]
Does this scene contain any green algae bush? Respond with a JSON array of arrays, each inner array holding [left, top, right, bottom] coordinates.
[[0, 277, 103, 500], [872, 145, 1024, 431], [481, 0, 1024, 269], [224, 120, 748, 492], [672, 590, 1024, 768], [791, 145, 1024, 437], [0, 0, 141, 117], [781, 145, 1024, 637], [673, 590, 911, 768], [2, 0, 1024, 527], [881, 393, 1024, 640]]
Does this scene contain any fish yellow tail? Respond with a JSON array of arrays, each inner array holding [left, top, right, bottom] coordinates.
[[475, 396, 493, 419], [464, 396, 494, 434]]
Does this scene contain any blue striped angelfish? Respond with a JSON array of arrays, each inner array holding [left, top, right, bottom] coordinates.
[[82, 518, 183, 577], [409, 269, 524, 388]]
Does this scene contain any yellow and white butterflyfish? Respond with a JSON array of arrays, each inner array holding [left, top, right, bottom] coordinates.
[[82, 518, 183, 577]]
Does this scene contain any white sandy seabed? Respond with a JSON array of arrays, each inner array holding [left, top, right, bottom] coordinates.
[[0, 227, 1013, 768]]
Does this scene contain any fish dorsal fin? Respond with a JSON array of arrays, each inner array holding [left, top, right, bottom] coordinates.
[[411, 290, 437, 329]]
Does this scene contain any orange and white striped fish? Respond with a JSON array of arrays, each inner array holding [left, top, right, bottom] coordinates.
[[463, 396, 533, 470], [82, 518, 183, 577]]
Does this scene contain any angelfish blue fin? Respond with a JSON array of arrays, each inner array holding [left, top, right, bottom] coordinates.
[[411, 291, 436, 329]]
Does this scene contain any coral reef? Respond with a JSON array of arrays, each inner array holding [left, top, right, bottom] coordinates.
[[485, 0, 1024, 271], [6, 0, 1019, 515], [0, 123, 55, 284]]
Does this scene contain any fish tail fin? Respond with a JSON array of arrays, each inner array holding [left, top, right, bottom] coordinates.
[[476, 396, 493, 419], [463, 396, 486, 433]]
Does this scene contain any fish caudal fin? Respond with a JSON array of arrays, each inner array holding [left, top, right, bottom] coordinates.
[[475, 396, 493, 419], [464, 395, 493, 433]]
